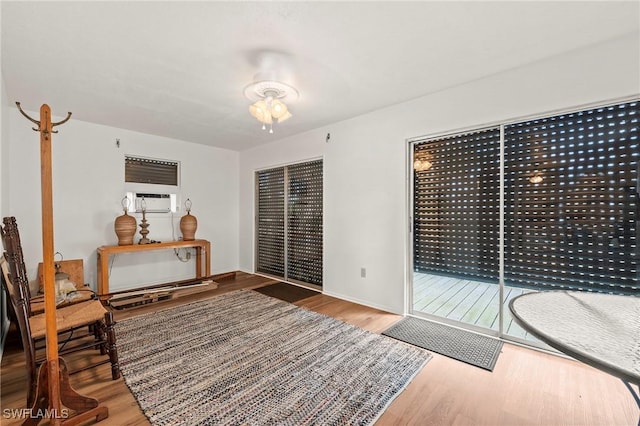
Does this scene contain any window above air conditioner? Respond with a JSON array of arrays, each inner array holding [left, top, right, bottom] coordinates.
[[124, 155, 181, 213], [125, 155, 179, 186]]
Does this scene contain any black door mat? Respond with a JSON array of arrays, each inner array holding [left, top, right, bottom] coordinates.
[[253, 282, 320, 303], [383, 316, 503, 371]]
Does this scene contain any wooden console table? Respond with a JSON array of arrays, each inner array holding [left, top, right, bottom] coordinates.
[[97, 239, 210, 296]]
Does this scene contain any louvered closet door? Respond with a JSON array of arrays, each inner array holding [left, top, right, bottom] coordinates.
[[256, 167, 285, 278], [504, 101, 639, 294], [287, 160, 323, 286]]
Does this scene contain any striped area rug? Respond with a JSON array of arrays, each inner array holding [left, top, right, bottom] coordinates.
[[115, 290, 431, 425]]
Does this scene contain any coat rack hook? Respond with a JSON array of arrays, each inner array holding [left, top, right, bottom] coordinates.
[[52, 111, 73, 127], [15, 101, 41, 128]]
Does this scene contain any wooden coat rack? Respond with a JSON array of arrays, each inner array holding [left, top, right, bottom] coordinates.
[[16, 103, 108, 425]]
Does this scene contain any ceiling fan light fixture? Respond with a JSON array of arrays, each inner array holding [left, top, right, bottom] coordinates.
[[244, 80, 298, 133]]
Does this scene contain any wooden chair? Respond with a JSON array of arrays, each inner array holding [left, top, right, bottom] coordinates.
[[0, 216, 120, 408]]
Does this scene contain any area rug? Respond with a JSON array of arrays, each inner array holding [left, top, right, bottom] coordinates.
[[253, 282, 320, 303], [383, 316, 502, 371], [115, 290, 431, 425]]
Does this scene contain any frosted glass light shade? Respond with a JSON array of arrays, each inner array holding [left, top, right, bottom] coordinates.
[[277, 110, 292, 123], [270, 100, 288, 119], [250, 100, 273, 123]]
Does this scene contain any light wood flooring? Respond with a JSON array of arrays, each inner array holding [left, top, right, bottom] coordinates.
[[1, 272, 638, 425]]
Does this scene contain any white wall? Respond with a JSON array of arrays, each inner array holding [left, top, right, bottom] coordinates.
[[0, 59, 8, 220], [0, 17, 11, 355], [0, 0, 7, 219], [239, 33, 640, 314], [8, 111, 239, 292]]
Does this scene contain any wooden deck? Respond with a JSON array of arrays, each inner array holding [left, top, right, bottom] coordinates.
[[412, 272, 541, 343]]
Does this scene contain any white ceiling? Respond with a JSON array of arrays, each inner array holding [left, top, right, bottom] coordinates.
[[2, 1, 638, 151]]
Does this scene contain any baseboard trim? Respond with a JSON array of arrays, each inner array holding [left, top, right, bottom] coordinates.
[[237, 270, 398, 315], [321, 290, 400, 315], [212, 271, 237, 281], [246, 271, 322, 292]]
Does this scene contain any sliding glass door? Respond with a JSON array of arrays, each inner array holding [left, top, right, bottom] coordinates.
[[502, 103, 639, 339], [410, 99, 639, 344], [256, 159, 323, 288], [412, 128, 502, 333]]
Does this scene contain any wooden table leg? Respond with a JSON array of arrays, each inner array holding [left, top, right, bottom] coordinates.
[[195, 247, 202, 279], [203, 241, 210, 277], [97, 252, 109, 297], [194, 241, 211, 278]]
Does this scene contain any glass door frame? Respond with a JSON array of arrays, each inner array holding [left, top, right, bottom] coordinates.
[[254, 156, 324, 291], [407, 95, 639, 350], [406, 124, 546, 349]]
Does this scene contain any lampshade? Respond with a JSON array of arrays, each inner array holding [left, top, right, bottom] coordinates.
[[249, 100, 274, 124], [270, 99, 288, 119], [244, 80, 298, 133]]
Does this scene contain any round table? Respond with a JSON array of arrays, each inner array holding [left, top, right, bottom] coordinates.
[[509, 290, 639, 424]]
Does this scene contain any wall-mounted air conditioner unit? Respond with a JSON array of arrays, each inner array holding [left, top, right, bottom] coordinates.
[[125, 192, 177, 213]]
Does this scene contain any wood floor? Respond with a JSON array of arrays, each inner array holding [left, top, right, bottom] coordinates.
[[1, 272, 638, 425]]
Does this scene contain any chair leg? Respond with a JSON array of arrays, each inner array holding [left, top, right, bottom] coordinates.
[[94, 321, 107, 355], [104, 311, 120, 380]]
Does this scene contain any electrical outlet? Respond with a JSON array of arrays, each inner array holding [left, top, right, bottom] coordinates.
[[361, 267, 366, 278]]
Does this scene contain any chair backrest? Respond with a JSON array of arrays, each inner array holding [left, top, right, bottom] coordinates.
[[1, 216, 37, 401], [1, 217, 32, 313]]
